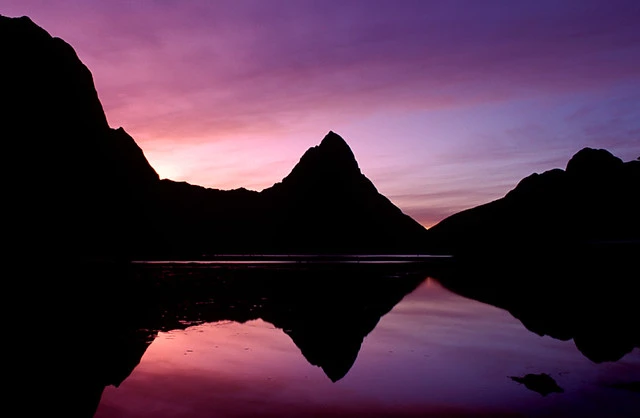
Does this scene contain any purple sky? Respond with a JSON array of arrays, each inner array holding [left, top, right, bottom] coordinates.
[[3, 0, 639, 227]]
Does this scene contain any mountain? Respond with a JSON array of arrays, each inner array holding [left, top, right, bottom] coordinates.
[[2, 15, 159, 260], [144, 130, 429, 257], [428, 147, 639, 255], [259, 131, 428, 254], [1, 15, 428, 259]]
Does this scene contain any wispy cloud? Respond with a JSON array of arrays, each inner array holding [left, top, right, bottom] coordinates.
[[6, 0, 639, 138]]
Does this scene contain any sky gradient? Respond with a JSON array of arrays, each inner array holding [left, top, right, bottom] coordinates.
[[3, 0, 639, 227]]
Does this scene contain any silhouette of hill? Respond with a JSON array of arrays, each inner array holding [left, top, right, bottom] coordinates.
[[2, 15, 159, 260], [258, 131, 428, 254], [1, 14, 428, 260], [145, 130, 429, 257], [428, 147, 639, 255]]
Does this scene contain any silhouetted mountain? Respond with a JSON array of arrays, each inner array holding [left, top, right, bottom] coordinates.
[[1, 14, 428, 260], [258, 131, 428, 254], [428, 147, 639, 255], [2, 15, 159, 260], [143, 131, 429, 257]]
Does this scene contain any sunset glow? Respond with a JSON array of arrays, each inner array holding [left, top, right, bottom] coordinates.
[[3, 0, 639, 228]]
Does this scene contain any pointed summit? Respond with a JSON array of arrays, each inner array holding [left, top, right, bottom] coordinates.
[[313, 130, 358, 165], [268, 131, 361, 191], [314, 131, 359, 171], [319, 130, 350, 149], [260, 131, 429, 254]]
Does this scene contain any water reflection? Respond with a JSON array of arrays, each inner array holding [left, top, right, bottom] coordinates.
[[129, 263, 426, 382], [432, 248, 639, 363], [28, 254, 639, 417], [95, 271, 639, 418], [42, 262, 426, 416]]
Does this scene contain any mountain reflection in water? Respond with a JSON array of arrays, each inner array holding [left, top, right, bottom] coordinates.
[[28, 255, 639, 417], [433, 247, 640, 364]]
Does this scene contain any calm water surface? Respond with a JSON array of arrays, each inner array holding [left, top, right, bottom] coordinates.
[[94, 271, 639, 418]]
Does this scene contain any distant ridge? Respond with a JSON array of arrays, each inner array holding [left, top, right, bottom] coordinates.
[[428, 147, 639, 255], [1, 14, 429, 260], [150, 129, 429, 257]]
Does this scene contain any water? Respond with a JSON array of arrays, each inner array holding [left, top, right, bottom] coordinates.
[[88, 261, 639, 418]]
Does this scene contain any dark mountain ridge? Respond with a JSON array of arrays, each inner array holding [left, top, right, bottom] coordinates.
[[2, 15, 160, 260], [1, 14, 428, 260], [3, 14, 636, 260], [428, 147, 639, 256], [258, 131, 427, 254]]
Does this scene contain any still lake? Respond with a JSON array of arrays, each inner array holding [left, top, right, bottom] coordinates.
[[91, 260, 639, 418]]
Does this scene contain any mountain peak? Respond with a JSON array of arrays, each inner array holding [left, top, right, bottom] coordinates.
[[319, 130, 349, 148], [314, 130, 359, 169], [1, 14, 55, 46], [1, 13, 110, 133], [565, 147, 623, 175], [316, 131, 357, 166], [1, 14, 34, 26], [269, 131, 361, 191]]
